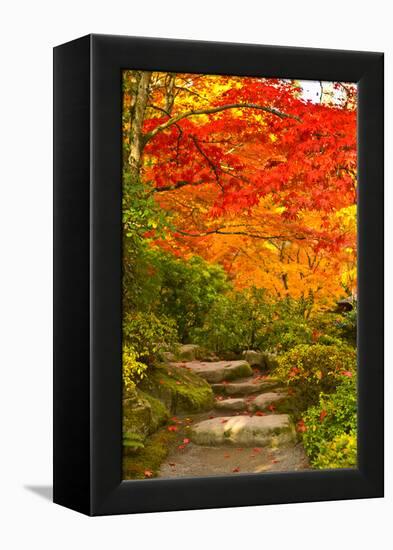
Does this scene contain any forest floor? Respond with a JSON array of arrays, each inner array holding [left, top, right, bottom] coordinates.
[[158, 362, 309, 478]]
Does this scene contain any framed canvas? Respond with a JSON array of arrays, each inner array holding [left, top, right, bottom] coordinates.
[[53, 34, 384, 516]]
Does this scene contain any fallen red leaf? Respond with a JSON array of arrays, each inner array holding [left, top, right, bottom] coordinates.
[[267, 404, 276, 412], [169, 463, 176, 467], [341, 371, 353, 377], [183, 438, 190, 444], [296, 419, 307, 433], [253, 447, 262, 453], [178, 444, 186, 450], [254, 411, 266, 416], [319, 409, 328, 422], [220, 419, 228, 424], [232, 466, 240, 473], [167, 425, 178, 432], [224, 453, 231, 459], [144, 470, 153, 478]]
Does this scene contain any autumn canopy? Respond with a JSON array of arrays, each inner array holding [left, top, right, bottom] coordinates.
[[122, 72, 356, 310]]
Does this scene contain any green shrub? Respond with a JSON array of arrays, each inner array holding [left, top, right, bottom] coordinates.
[[317, 334, 344, 346], [302, 374, 357, 468], [191, 288, 271, 354], [123, 311, 178, 365], [122, 344, 148, 392], [275, 344, 356, 410], [312, 433, 357, 469], [335, 306, 357, 346], [309, 307, 357, 348], [153, 252, 230, 341], [260, 319, 312, 352]]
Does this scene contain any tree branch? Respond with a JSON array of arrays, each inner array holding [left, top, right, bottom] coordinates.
[[153, 179, 208, 193], [143, 103, 301, 144], [175, 228, 307, 240]]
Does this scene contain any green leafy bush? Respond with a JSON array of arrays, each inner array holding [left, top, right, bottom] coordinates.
[[191, 288, 271, 354], [311, 433, 357, 469], [122, 344, 148, 392], [275, 343, 356, 410], [260, 319, 312, 352], [153, 252, 230, 341], [309, 306, 357, 348], [317, 334, 344, 346], [123, 311, 178, 365], [302, 374, 357, 468], [335, 306, 357, 346]]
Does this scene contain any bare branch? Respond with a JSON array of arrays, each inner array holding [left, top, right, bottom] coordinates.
[[143, 102, 301, 144], [175, 228, 307, 240]]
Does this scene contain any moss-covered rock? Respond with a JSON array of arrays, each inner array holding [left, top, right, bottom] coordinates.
[[177, 344, 204, 361], [123, 427, 178, 479], [122, 387, 170, 452], [140, 363, 214, 414]]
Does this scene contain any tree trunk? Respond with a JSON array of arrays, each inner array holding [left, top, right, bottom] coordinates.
[[128, 71, 152, 181]]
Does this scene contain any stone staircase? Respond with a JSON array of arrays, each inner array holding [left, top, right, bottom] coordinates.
[[174, 359, 296, 448]]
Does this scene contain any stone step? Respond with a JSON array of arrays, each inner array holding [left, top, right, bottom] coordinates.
[[174, 360, 252, 384], [190, 414, 296, 447], [249, 391, 288, 411], [215, 390, 287, 412], [214, 397, 247, 411], [212, 377, 280, 396]]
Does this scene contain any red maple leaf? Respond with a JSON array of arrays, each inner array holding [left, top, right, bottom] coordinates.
[[167, 425, 178, 432]]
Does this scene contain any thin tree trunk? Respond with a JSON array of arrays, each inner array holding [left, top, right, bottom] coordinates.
[[128, 71, 152, 181]]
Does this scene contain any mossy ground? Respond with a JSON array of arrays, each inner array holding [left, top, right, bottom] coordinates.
[[141, 363, 214, 413], [123, 426, 179, 479]]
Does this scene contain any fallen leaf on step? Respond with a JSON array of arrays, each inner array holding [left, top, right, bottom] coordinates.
[[232, 467, 240, 473], [167, 425, 178, 432]]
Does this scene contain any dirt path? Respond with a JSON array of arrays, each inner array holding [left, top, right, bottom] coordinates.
[[158, 360, 309, 478]]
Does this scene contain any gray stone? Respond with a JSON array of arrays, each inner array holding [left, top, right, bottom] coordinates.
[[249, 391, 287, 411], [177, 344, 203, 361], [242, 350, 265, 367], [176, 360, 252, 383], [214, 397, 247, 411], [191, 414, 296, 447], [212, 378, 280, 396]]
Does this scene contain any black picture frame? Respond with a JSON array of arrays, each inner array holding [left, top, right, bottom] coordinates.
[[53, 34, 384, 516]]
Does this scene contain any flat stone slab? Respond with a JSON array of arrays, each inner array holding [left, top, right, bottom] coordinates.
[[212, 378, 280, 396], [214, 397, 247, 411], [175, 360, 252, 383], [191, 414, 295, 447], [249, 391, 288, 411]]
